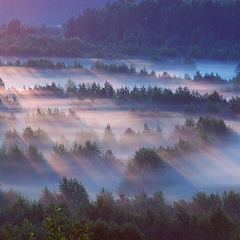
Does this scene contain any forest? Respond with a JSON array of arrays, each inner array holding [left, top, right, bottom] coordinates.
[[2, 0, 240, 239], [2, 0, 240, 59], [1, 178, 240, 240], [0, 115, 238, 240], [14, 74, 240, 115]]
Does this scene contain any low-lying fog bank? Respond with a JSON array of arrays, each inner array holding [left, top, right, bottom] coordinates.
[[0, 67, 239, 102], [0, 56, 237, 79], [0, 65, 240, 200], [1, 102, 240, 200]]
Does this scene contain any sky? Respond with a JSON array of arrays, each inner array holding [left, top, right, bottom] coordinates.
[[0, 0, 115, 25]]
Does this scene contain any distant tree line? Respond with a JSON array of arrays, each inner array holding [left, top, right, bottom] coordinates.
[[2, 59, 234, 85], [23, 80, 240, 115], [2, 0, 240, 59], [0, 59, 84, 69], [0, 19, 99, 57]]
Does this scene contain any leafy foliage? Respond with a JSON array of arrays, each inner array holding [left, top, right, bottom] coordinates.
[[2, 181, 240, 240]]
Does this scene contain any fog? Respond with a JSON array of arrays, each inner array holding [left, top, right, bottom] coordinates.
[[1, 58, 240, 200], [0, 57, 238, 84], [0, 67, 237, 102]]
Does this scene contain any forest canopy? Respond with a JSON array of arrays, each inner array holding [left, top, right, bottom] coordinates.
[[1, 0, 240, 59]]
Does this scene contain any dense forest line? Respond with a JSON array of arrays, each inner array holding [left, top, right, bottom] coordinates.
[[0, 19, 101, 57], [18, 79, 240, 115], [1, 71, 240, 118], [0, 58, 84, 69], [2, 0, 240, 59], [64, 0, 240, 60], [1, 177, 240, 240]]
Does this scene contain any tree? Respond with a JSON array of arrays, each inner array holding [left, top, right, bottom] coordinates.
[[7, 19, 21, 35], [43, 206, 92, 240], [209, 206, 233, 239], [103, 124, 117, 148], [39, 187, 58, 210], [0, 78, 5, 90], [104, 82, 115, 98], [130, 148, 164, 172], [143, 122, 152, 136], [91, 188, 116, 222], [120, 223, 145, 240], [59, 177, 89, 211]]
